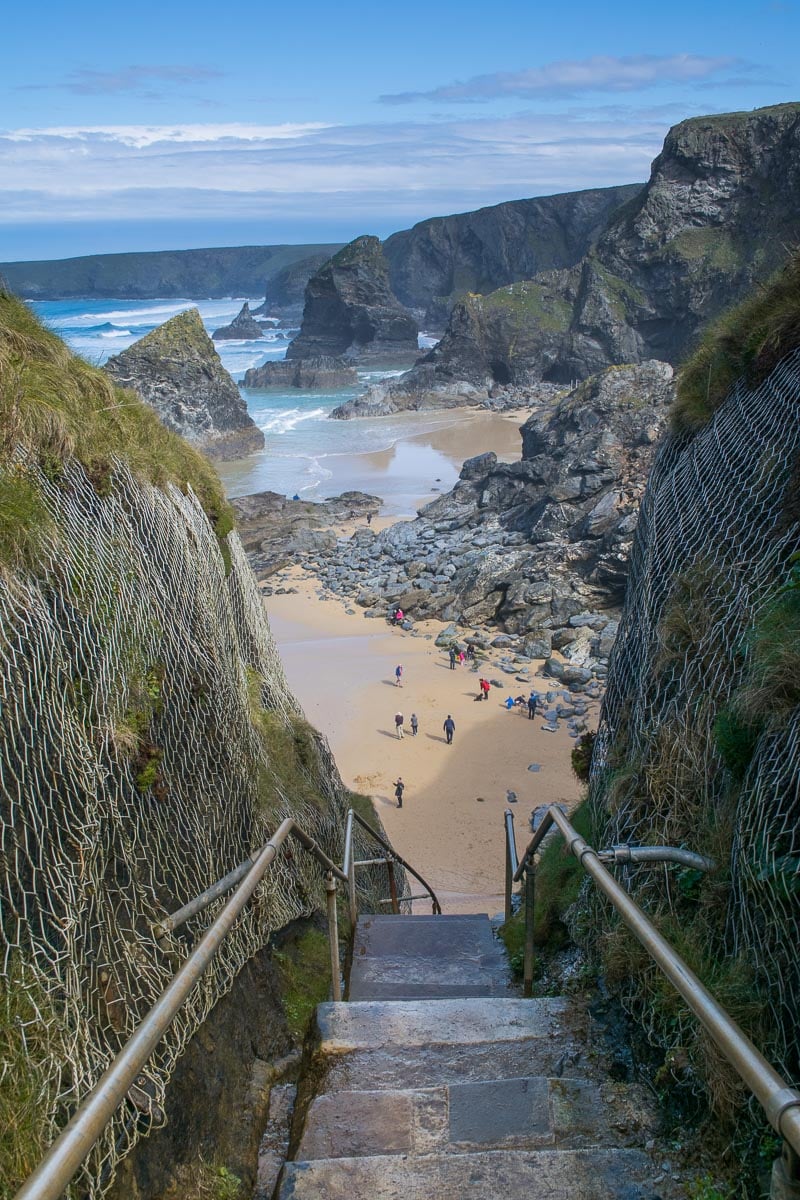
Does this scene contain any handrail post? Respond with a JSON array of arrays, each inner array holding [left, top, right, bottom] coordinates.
[[387, 860, 400, 914], [348, 848, 357, 930], [504, 811, 515, 923], [523, 864, 535, 998], [325, 872, 342, 1002], [772, 1141, 800, 1199]]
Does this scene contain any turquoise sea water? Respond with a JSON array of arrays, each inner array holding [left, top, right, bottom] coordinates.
[[32, 297, 453, 513]]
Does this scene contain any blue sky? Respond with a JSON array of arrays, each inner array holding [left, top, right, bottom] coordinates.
[[1, 0, 797, 260]]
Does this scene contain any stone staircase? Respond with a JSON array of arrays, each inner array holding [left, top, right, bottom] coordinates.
[[277, 914, 677, 1199]]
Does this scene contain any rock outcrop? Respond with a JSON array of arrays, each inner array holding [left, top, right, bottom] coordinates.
[[105, 308, 264, 459], [243, 356, 358, 391], [232, 490, 381, 575], [308, 363, 674, 651], [383, 184, 643, 328], [252, 251, 337, 320], [212, 301, 264, 341], [286, 236, 419, 365], [375, 102, 800, 405]]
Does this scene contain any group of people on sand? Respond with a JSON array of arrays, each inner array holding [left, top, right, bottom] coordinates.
[[448, 644, 476, 669]]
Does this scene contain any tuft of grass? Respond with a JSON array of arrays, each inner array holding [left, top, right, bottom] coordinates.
[[571, 731, 596, 783], [272, 926, 331, 1042], [673, 250, 800, 434], [0, 463, 54, 569], [171, 1161, 243, 1200], [0, 967, 63, 1200], [247, 670, 330, 816], [0, 294, 234, 562]]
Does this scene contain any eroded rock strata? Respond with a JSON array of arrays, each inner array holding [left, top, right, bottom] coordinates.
[[105, 308, 264, 459], [243, 356, 358, 391], [287, 236, 419, 365]]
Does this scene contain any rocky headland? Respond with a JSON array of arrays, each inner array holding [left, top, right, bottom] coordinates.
[[344, 102, 800, 415], [212, 301, 264, 340], [242, 361, 674, 698], [252, 250, 336, 321], [383, 183, 643, 328], [286, 235, 419, 365], [243, 355, 358, 391], [105, 308, 264, 460]]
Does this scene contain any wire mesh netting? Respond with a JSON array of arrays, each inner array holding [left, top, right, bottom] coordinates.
[[590, 348, 800, 1104], [0, 455, 390, 1197]]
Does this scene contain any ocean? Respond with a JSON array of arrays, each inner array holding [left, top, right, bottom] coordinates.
[[31, 297, 468, 514]]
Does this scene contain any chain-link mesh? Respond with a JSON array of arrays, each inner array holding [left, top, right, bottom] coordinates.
[[590, 348, 800, 1105], [0, 454, 389, 1197]]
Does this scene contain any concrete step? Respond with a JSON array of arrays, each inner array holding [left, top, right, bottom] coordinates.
[[317, 996, 569, 1053], [297, 1075, 616, 1160], [278, 1147, 661, 1199], [348, 914, 510, 1000]]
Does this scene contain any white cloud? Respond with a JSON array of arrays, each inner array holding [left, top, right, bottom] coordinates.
[[380, 53, 742, 104], [0, 109, 671, 230]]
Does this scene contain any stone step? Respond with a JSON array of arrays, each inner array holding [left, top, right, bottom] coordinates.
[[298, 1075, 616, 1160], [278, 1147, 661, 1199], [348, 914, 510, 1000], [317, 996, 569, 1054]]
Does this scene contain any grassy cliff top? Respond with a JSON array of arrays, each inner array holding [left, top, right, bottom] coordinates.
[[114, 306, 216, 360], [668, 100, 800, 138], [673, 250, 800, 432], [0, 294, 232, 562], [330, 235, 385, 270]]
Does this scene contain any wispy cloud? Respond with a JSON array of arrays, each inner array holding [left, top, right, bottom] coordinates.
[[20, 64, 224, 97], [380, 53, 743, 104], [0, 111, 666, 232]]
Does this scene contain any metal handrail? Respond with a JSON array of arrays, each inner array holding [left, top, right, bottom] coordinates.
[[14, 818, 347, 1200], [503, 806, 800, 1178], [343, 807, 442, 923]]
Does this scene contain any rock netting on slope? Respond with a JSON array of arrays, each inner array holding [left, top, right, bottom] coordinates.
[[287, 235, 420, 365], [588, 346, 800, 1109], [105, 307, 264, 460]]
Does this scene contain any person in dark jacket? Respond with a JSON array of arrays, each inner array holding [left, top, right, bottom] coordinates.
[[394, 777, 404, 808], [443, 715, 456, 744], [527, 692, 538, 720]]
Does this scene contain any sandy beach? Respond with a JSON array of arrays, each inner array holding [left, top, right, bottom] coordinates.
[[249, 405, 588, 914]]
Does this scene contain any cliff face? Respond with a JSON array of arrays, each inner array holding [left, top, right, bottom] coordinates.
[[105, 308, 264, 460], [253, 251, 337, 318], [286, 236, 419, 364], [0, 243, 345, 300], [390, 102, 800, 402], [383, 184, 642, 327]]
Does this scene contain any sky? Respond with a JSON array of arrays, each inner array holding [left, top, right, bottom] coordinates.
[[1, 0, 798, 261]]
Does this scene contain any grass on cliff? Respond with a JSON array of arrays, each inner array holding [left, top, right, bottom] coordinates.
[[673, 250, 800, 434], [0, 293, 233, 566], [272, 925, 331, 1042]]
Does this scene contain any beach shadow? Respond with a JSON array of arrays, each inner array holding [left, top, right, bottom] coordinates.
[[426, 734, 449, 744], [382, 679, 403, 687], [379, 729, 404, 739]]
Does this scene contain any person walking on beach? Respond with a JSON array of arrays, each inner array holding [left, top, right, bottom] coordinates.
[[527, 692, 538, 720], [448, 646, 457, 670], [410, 712, 419, 736], [395, 711, 405, 738], [443, 714, 456, 745], [395, 664, 403, 686], [394, 777, 404, 808]]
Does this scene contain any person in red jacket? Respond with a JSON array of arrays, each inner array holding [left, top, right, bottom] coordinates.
[[480, 678, 491, 701]]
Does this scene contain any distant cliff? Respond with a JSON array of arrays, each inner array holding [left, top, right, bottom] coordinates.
[[386, 102, 800, 404], [287, 236, 419, 365], [0, 243, 344, 300], [105, 308, 264, 460], [383, 183, 642, 327]]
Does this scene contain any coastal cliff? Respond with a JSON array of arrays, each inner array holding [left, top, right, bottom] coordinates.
[[365, 102, 800, 412], [0, 295, 383, 1199], [383, 183, 642, 328], [286, 235, 419, 365], [105, 308, 264, 460]]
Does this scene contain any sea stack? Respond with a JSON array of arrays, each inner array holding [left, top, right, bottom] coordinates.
[[286, 235, 420, 365], [212, 301, 264, 341], [105, 308, 264, 460]]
